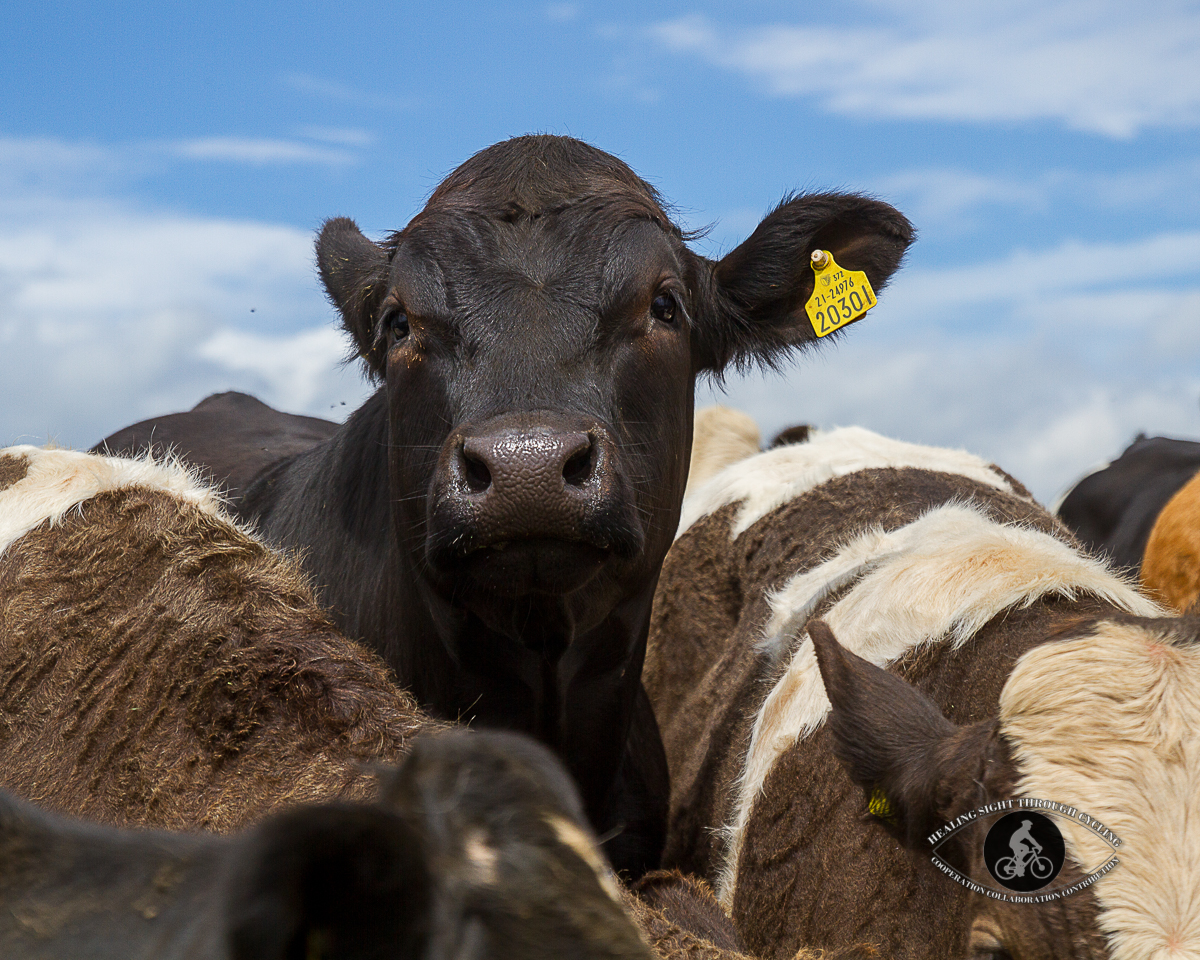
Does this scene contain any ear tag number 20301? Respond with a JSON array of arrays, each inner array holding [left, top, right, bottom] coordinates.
[[804, 249, 877, 338]]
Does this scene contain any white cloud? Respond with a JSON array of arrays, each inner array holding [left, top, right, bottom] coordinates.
[[298, 126, 376, 148], [170, 137, 356, 166], [699, 231, 1200, 504], [876, 169, 1048, 227], [877, 161, 1200, 230], [546, 3, 579, 22], [0, 137, 129, 195], [0, 193, 371, 452], [281, 72, 412, 111], [651, 1, 1200, 137], [197, 327, 355, 412]]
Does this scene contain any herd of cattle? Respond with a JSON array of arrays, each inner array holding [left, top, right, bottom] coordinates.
[[1, 135, 1198, 959]]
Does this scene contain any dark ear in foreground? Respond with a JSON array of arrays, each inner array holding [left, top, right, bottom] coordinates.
[[378, 729, 589, 830], [691, 193, 913, 373], [808, 619, 1008, 847], [224, 805, 430, 960], [316, 217, 392, 376]]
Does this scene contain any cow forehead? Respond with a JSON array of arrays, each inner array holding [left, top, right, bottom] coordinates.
[[1000, 623, 1200, 960], [395, 205, 683, 299]]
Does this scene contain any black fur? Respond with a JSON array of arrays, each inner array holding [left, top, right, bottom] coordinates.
[[1057, 434, 1200, 574]]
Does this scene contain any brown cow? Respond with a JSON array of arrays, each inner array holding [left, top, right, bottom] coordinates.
[[1141, 467, 1200, 612], [644, 425, 1194, 959]]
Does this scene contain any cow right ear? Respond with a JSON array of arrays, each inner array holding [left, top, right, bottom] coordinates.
[[224, 805, 430, 960], [690, 193, 913, 374], [808, 620, 1008, 849], [316, 217, 392, 378]]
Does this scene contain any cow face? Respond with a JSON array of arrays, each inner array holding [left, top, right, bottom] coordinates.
[[317, 137, 912, 653], [811, 617, 1200, 960]]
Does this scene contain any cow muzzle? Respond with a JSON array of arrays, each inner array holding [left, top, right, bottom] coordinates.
[[426, 414, 642, 594]]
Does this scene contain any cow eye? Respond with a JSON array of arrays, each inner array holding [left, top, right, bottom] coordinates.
[[388, 310, 410, 341], [650, 293, 678, 324]]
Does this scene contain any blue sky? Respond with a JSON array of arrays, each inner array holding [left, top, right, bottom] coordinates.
[[3, 0, 1199, 502]]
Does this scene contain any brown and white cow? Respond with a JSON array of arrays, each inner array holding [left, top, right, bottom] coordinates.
[[1141, 467, 1200, 613], [683, 406, 763, 500], [0, 443, 444, 831], [645, 425, 1197, 959]]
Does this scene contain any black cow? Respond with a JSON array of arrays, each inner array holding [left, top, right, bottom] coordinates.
[[0, 730, 651, 960], [93, 391, 340, 501], [96, 135, 913, 875], [1056, 434, 1200, 574]]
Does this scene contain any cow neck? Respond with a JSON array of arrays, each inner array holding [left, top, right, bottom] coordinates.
[[396, 519, 656, 836], [254, 390, 657, 847]]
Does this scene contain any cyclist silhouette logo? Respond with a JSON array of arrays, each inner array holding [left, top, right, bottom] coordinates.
[[984, 812, 1066, 892]]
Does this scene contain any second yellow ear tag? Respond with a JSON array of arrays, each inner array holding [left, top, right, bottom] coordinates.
[[804, 249, 877, 338], [868, 785, 898, 826]]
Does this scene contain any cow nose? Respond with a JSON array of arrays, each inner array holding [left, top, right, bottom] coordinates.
[[431, 416, 644, 567], [459, 431, 595, 495]]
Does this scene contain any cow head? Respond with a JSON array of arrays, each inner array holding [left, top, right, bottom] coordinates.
[[377, 730, 650, 960], [810, 616, 1200, 960], [224, 731, 649, 960], [316, 136, 912, 660]]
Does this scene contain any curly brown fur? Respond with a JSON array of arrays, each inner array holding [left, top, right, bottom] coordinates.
[[0, 485, 446, 831], [0, 454, 28, 492]]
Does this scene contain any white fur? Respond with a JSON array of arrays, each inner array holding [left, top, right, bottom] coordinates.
[[684, 406, 762, 501], [1002, 625, 1200, 960], [546, 815, 624, 904], [716, 504, 1163, 909], [676, 426, 1016, 542], [0, 445, 229, 558]]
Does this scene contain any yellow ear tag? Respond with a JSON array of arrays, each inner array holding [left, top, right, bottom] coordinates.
[[868, 785, 898, 826], [804, 249, 878, 338]]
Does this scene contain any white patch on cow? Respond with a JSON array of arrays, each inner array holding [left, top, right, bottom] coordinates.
[[683, 405, 763, 501], [1001, 624, 1200, 960], [546, 814, 624, 904], [676, 426, 1017, 542], [0, 445, 230, 558], [462, 828, 500, 886], [716, 504, 1164, 909]]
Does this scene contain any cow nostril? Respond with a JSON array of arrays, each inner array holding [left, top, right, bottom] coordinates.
[[562, 441, 594, 487], [462, 449, 492, 492]]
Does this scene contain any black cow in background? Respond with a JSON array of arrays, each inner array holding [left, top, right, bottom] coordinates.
[[1056, 434, 1200, 574], [97, 135, 913, 875]]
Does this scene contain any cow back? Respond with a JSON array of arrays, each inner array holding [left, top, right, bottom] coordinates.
[[645, 428, 1161, 958]]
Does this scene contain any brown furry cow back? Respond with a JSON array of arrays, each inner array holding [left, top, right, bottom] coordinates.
[[0, 445, 442, 832], [648, 425, 1175, 959]]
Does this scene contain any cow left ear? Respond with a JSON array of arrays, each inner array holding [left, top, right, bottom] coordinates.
[[316, 217, 392, 378], [690, 193, 914, 373], [808, 620, 1008, 849], [223, 805, 430, 960]]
